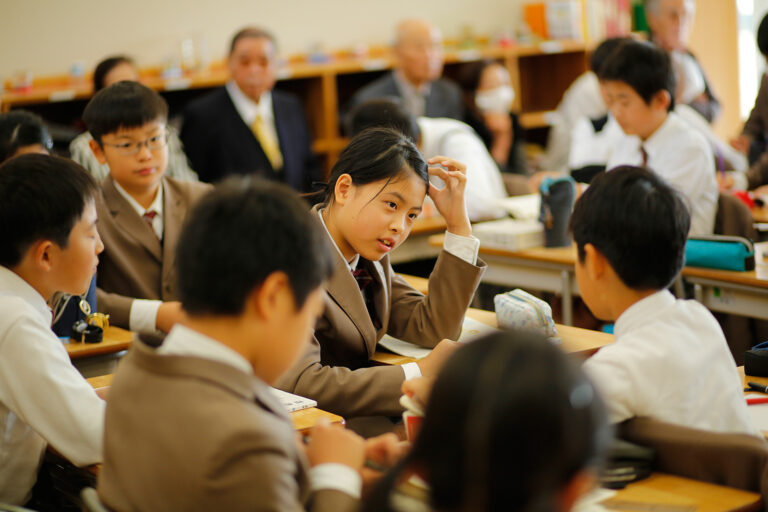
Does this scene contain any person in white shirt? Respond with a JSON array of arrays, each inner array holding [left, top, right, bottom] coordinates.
[[539, 37, 627, 173], [0, 154, 106, 505], [600, 39, 717, 236], [348, 98, 508, 221], [571, 166, 756, 436]]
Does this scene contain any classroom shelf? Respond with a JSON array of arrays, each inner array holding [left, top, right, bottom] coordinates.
[[1, 39, 590, 175]]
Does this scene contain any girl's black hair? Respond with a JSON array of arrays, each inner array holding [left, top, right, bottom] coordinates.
[[93, 55, 135, 92], [365, 331, 612, 512], [0, 110, 53, 162], [321, 127, 428, 205]]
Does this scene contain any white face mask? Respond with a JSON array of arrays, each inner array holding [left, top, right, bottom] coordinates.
[[475, 85, 515, 113]]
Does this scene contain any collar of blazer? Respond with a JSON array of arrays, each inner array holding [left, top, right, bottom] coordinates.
[[128, 338, 290, 420], [100, 175, 182, 264]]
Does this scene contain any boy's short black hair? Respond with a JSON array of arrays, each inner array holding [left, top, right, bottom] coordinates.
[[758, 12, 768, 57], [0, 110, 53, 162], [176, 178, 334, 315], [229, 26, 277, 54], [598, 39, 676, 112], [93, 55, 135, 92], [569, 166, 690, 291], [590, 37, 630, 73], [82, 81, 168, 144], [0, 154, 98, 267], [347, 98, 421, 142]]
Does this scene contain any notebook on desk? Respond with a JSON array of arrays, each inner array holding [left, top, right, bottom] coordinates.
[[472, 218, 545, 251], [495, 193, 540, 220], [269, 388, 317, 412], [378, 316, 499, 359]]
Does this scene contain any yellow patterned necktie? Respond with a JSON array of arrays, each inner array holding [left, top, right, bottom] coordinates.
[[250, 113, 283, 171]]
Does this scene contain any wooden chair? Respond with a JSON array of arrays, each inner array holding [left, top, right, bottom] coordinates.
[[619, 416, 768, 499]]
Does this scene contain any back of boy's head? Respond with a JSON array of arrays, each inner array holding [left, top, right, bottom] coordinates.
[[382, 331, 610, 511], [0, 110, 53, 162], [93, 55, 135, 92], [598, 39, 676, 112], [82, 81, 168, 145], [0, 154, 97, 267], [590, 37, 631, 73], [570, 166, 690, 291], [347, 98, 420, 142], [176, 178, 334, 316], [758, 12, 768, 57], [323, 127, 428, 205]]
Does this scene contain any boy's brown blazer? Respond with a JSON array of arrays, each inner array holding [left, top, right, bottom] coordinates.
[[276, 207, 486, 418], [95, 175, 212, 328], [98, 341, 356, 511]]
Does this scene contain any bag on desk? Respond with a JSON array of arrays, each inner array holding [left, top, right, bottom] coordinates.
[[745, 340, 768, 377], [494, 289, 557, 338], [539, 175, 576, 248], [685, 235, 755, 272]]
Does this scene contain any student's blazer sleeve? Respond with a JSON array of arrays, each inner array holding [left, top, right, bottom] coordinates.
[[202, 426, 358, 512], [387, 250, 486, 347], [275, 335, 406, 418], [96, 288, 134, 329]]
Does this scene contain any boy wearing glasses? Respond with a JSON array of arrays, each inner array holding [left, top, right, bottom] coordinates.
[[84, 81, 211, 335]]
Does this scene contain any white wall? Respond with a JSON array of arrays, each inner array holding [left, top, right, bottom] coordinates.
[[0, 0, 522, 79]]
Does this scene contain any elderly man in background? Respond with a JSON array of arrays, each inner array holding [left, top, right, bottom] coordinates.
[[349, 19, 463, 120], [645, 0, 720, 123]]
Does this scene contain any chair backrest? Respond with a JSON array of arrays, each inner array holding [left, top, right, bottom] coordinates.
[[715, 193, 758, 239], [80, 487, 110, 512], [619, 416, 768, 498]]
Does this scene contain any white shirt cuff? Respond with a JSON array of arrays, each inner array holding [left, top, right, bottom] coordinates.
[[443, 231, 480, 266], [309, 463, 362, 498], [401, 362, 422, 380], [129, 299, 163, 334], [731, 171, 748, 191]]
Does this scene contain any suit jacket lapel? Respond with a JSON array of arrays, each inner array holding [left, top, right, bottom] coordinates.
[[326, 251, 378, 355], [161, 179, 183, 286], [102, 176, 162, 262], [360, 258, 389, 340]]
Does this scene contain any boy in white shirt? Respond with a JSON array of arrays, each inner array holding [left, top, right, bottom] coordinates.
[[600, 39, 717, 236], [0, 154, 106, 505], [572, 166, 756, 436]]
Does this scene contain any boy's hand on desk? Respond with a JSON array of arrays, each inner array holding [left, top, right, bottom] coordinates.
[[361, 433, 408, 496], [416, 339, 459, 378], [306, 419, 365, 471], [402, 377, 435, 406], [155, 301, 186, 333], [427, 156, 471, 237]]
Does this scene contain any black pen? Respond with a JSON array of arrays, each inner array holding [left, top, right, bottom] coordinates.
[[748, 381, 768, 394]]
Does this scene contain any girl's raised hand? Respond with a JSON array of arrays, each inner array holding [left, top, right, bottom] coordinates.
[[427, 156, 471, 237]]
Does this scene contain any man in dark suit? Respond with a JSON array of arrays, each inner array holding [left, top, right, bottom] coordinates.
[[348, 19, 464, 121], [181, 27, 320, 192]]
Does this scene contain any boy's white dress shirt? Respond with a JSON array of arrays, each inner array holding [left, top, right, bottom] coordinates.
[[0, 266, 104, 504], [583, 290, 757, 437], [606, 112, 718, 236]]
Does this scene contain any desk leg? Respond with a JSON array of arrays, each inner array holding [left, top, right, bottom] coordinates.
[[693, 283, 703, 303], [561, 270, 573, 326]]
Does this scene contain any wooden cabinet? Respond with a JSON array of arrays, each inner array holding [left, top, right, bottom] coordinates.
[[1, 40, 590, 176]]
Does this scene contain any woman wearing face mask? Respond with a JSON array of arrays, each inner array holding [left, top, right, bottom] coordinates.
[[457, 60, 528, 176]]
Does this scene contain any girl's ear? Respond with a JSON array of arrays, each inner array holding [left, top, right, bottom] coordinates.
[[333, 173, 354, 206]]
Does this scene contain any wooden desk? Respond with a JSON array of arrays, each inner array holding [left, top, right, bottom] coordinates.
[[605, 473, 762, 512], [428, 233, 580, 325], [682, 242, 768, 321], [371, 308, 612, 365], [752, 206, 768, 224], [85, 374, 343, 434], [389, 216, 447, 265], [64, 326, 133, 359]]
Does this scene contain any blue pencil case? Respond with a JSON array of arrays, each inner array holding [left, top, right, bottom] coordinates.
[[685, 235, 755, 272]]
